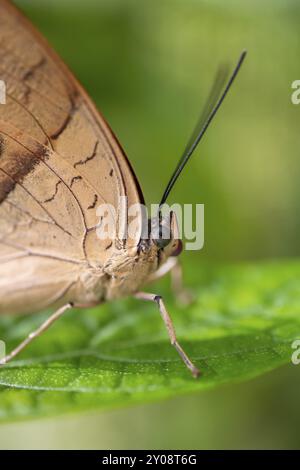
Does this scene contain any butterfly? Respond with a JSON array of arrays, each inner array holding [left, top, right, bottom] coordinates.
[[0, 0, 246, 377]]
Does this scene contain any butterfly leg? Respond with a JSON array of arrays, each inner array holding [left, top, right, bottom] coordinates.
[[134, 292, 200, 378], [0, 302, 73, 365], [170, 261, 194, 306], [147, 257, 194, 305]]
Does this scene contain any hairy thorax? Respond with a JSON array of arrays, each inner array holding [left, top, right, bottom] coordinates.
[[75, 243, 159, 306]]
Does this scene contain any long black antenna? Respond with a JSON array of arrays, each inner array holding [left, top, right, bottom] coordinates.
[[160, 50, 247, 207], [181, 64, 229, 160]]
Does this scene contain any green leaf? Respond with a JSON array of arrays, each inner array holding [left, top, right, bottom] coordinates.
[[0, 259, 299, 422]]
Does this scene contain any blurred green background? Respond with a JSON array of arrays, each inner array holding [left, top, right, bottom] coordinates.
[[0, 0, 299, 449]]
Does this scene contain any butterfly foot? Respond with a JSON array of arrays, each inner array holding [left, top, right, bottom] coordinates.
[[134, 291, 200, 379]]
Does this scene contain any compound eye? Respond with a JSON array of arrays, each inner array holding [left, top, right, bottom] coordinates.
[[153, 236, 171, 249], [153, 222, 171, 249]]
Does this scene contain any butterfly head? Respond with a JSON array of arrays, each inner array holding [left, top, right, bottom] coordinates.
[[148, 51, 247, 269]]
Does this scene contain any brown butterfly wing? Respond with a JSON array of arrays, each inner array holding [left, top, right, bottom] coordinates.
[[0, 0, 144, 314], [0, 0, 144, 216]]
